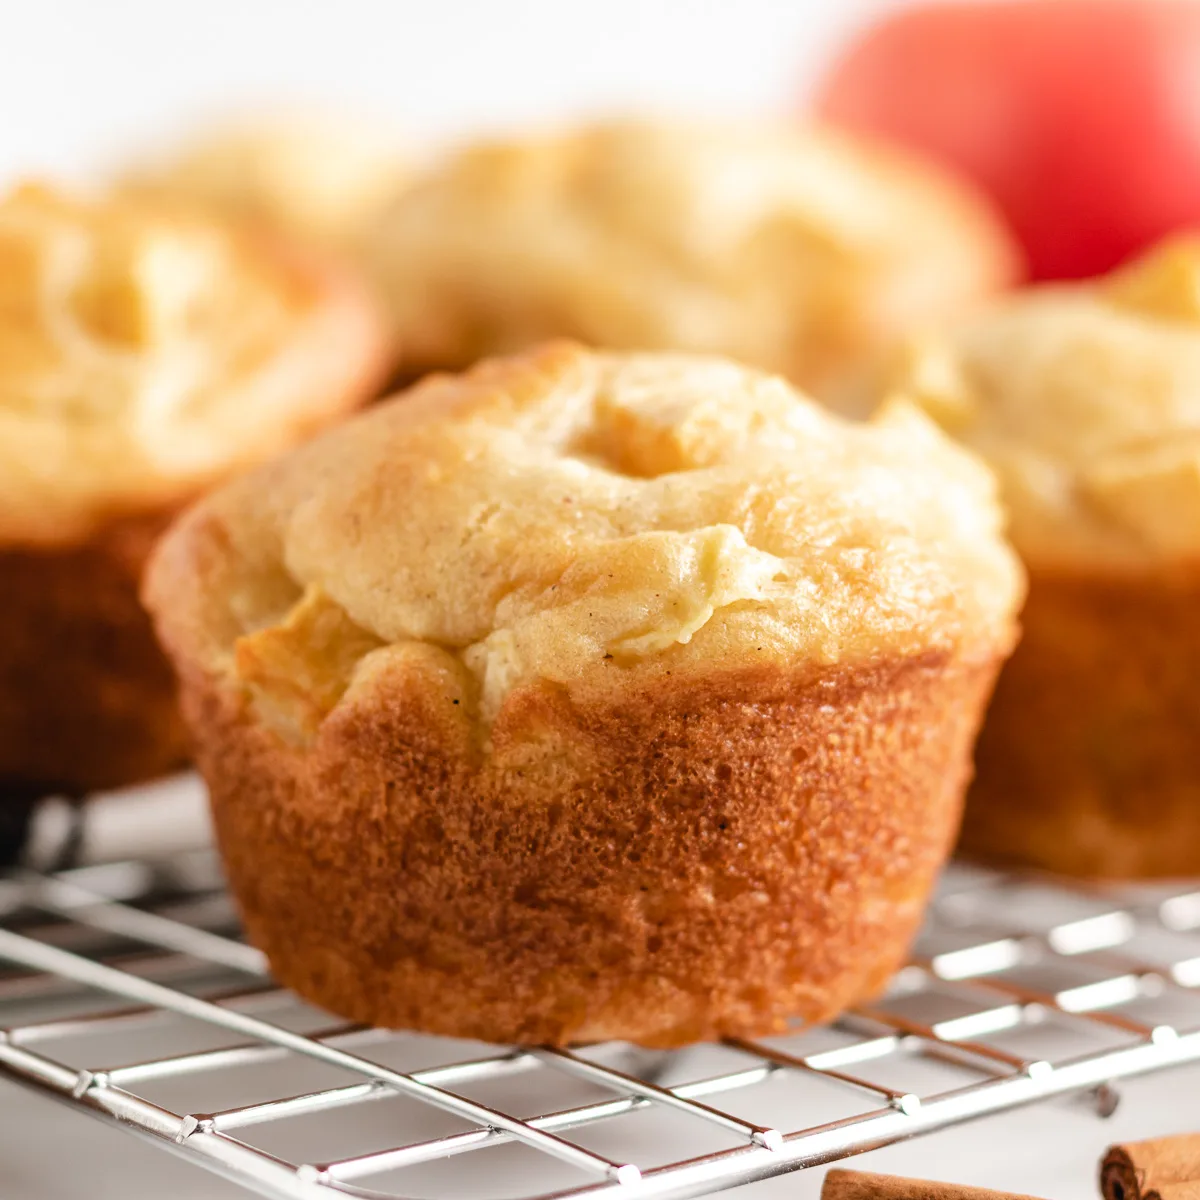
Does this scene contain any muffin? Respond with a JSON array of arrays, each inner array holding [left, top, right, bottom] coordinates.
[[121, 113, 407, 253], [146, 341, 1022, 1046], [363, 119, 1020, 396], [891, 237, 1200, 878], [0, 181, 388, 796]]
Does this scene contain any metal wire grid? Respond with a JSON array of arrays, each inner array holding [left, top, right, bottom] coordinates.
[[3, 849, 1200, 1200]]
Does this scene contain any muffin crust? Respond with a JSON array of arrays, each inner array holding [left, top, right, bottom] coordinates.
[[897, 237, 1200, 571], [0, 182, 388, 546], [0, 181, 388, 794], [0, 512, 189, 793], [963, 566, 1200, 878], [147, 342, 1022, 1043], [186, 648, 999, 1045], [122, 114, 407, 252], [895, 238, 1200, 877]]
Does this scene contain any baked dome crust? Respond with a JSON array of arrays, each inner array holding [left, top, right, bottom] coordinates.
[[0, 182, 388, 547], [121, 114, 407, 252], [364, 120, 1018, 393], [895, 237, 1200, 570], [149, 342, 1021, 708], [147, 342, 1021, 1044]]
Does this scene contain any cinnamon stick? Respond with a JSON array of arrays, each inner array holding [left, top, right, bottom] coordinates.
[[1102, 1138, 1200, 1200], [821, 1169, 1046, 1199]]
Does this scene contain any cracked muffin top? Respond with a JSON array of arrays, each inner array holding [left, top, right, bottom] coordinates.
[[363, 119, 1018, 393], [893, 237, 1200, 570], [0, 181, 388, 546], [146, 342, 1024, 745]]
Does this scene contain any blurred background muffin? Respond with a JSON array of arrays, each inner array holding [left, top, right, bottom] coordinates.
[[0, 181, 388, 799], [363, 118, 1018, 396], [892, 236, 1200, 878], [119, 112, 408, 255]]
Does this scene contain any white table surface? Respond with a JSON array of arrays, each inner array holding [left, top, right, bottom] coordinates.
[[3, 1064, 1200, 1200]]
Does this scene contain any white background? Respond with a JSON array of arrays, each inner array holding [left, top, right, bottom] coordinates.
[[3, 1, 1200, 1196], [1, 0, 896, 180]]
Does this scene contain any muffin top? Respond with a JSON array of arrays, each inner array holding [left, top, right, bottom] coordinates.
[[364, 119, 1018, 393], [148, 342, 1023, 743], [0, 182, 387, 546], [893, 237, 1200, 570], [122, 114, 407, 250]]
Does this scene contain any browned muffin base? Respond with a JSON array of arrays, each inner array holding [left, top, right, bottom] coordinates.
[[0, 514, 190, 797], [963, 568, 1200, 879], [182, 648, 1001, 1047]]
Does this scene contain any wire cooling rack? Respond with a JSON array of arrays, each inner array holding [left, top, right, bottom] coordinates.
[[4, 832, 1200, 1200]]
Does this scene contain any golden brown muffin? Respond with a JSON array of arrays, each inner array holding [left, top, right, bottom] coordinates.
[[892, 237, 1200, 878], [0, 181, 389, 796], [145, 341, 1022, 1046], [122, 113, 407, 253], [363, 119, 1019, 395]]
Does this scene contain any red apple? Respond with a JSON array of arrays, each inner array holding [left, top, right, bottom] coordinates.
[[814, 0, 1200, 280]]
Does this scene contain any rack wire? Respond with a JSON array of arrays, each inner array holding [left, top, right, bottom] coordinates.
[[3, 831, 1200, 1200]]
